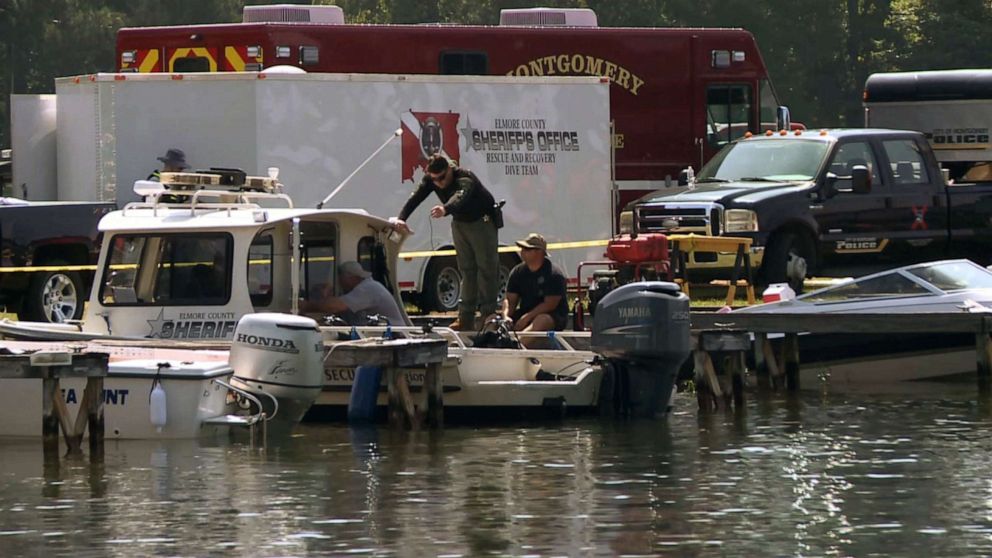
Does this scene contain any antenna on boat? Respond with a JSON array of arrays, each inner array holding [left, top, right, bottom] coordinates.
[[317, 128, 403, 209]]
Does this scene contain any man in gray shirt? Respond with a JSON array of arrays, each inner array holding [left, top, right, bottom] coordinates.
[[301, 261, 407, 326]]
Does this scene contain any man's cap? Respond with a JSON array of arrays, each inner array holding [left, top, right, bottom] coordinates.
[[157, 148, 189, 169], [515, 233, 547, 251], [339, 261, 371, 279], [426, 154, 453, 174]]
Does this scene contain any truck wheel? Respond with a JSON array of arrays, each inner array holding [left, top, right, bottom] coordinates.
[[23, 264, 85, 323], [423, 257, 462, 313], [761, 232, 814, 294]]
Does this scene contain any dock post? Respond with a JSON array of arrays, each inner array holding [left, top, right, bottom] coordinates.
[[728, 351, 746, 409], [977, 333, 992, 395], [386, 367, 417, 429], [783, 333, 800, 391], [753, 333, 771, 390], [86, 376, 105, 457], [693, 349, 718, 411], [424, 362, 443, 428], [41, 373, 60, 460]]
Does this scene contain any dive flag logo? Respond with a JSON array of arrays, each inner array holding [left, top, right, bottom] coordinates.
[[400, 110, 461, 182]]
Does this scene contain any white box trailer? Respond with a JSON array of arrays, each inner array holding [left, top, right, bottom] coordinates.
[[53, 71, 612, 311], [864, 69, 992, 182]]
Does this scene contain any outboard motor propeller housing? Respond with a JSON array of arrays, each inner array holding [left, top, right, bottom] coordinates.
[[229, 313, 324, 424], [591, 281, 690, 417]]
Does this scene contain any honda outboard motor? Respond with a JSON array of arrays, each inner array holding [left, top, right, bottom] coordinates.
[[591, 281, 690, 418], [229, 313, 324, 425]]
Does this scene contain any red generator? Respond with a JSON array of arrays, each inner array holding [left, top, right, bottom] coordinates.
[[605, 234, 670, 273], [574, 233, 671, 330]]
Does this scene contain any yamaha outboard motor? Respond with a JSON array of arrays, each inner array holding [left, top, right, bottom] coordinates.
[[591, 281, 690, 418], [229, 313, 324, 426]]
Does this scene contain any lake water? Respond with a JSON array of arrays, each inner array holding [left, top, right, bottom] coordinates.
[[2, 388, 992, 557]]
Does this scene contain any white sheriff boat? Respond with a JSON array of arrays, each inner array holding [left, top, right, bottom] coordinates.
[[0, 170, 690, 424]]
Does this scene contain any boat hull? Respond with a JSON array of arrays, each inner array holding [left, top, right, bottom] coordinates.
[[0, 359, 233, 439], [767, 332, 976, 389], [315, 346, 604, 412]]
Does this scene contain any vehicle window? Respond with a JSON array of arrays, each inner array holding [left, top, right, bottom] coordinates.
[[697, 138, 829, 182], [827, 141, 879, 190], [357, 236, 375, 273], [300, 221, 337, 301], [883, 139, 930, 186], [759, 79, 779, 132], [248, 232, 274, 308], [100, 233, 232, 306], [706, 85, 754, 147], [171, 57, 211, 72], [440, 51, 488, 75], [803, 273, 930, 302]]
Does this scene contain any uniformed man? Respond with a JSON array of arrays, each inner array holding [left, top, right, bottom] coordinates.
[[390, 155, 499, 331]]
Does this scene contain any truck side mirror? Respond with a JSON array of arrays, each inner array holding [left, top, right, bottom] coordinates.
[[821, 173, 838, 199], [851, 165, 871, 194], [677, 169, 689, 186], [776, 106, 791, 131]]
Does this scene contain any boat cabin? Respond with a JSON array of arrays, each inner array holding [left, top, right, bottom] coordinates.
[[82, 171, 408, 338]]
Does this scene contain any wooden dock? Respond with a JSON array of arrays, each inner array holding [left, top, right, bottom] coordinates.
[[328, 338, 448, 429], [690, 311, 992, 409], [0, 348, 109, 459]]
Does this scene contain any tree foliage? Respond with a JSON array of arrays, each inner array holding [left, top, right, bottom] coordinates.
[[2, 0, 992, 147]]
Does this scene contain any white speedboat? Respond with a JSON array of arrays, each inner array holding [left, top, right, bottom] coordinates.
[[734, 259, 992, 387]]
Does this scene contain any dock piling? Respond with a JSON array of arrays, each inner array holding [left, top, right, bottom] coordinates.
[[333, 338, 447, 429]]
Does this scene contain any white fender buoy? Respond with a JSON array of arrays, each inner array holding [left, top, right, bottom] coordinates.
[[149, 375, 167, 433]]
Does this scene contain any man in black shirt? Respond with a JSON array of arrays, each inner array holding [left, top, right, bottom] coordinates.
[[502, 233, 569, 333], [391, 155, 499, 330]]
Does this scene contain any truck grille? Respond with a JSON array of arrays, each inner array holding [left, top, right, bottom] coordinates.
[[636, 204, 722, 235]]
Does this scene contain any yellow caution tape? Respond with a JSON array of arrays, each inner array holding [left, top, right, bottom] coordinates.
[[0, 264, 98, 273], [399, 239, 609, 259], [0, 239, 613, 272]]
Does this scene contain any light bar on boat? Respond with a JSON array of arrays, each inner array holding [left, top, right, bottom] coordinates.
[[133, 180, 166, 197]]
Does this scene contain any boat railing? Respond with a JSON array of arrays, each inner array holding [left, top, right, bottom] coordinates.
[[212, 377, 279, 424], [122, 188, 294, 217]]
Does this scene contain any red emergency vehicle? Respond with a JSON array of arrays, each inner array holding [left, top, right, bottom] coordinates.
[[116, 5, 787, 207]]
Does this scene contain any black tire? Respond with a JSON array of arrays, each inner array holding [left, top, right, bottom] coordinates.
[[760, 231, 814, 294], [422, 257, 462, 313], [23, 262, 85, 323]]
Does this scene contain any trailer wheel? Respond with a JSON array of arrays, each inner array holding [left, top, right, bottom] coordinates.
[[423, 257, 462, 313], [23, 262, 85, 323], [761, 231, 814, 293]]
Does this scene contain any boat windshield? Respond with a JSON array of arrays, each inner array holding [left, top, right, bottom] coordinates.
[[802, 273, 933, 303], [696, 139, 830, 183], [100, 233, 232, 306], [907, 261, 992, 292]]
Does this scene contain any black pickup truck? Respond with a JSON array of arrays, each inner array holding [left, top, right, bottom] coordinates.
[[620, 129, 992, 290], [0, 201, 114, 322]]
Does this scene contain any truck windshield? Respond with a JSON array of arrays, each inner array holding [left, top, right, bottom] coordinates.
[[697, 139, 830, 183]]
